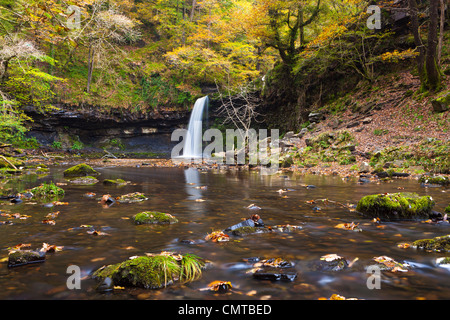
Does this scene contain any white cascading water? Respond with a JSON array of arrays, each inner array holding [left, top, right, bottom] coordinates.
[[182, 95, 209, 159]]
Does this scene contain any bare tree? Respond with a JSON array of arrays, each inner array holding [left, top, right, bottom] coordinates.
[[216, 83, 262, 134]]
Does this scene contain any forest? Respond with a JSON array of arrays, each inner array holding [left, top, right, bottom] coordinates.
[[0, 0, 447, 143]]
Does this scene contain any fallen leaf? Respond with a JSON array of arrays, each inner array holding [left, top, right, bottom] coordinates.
[[207, 281, 232, 293], [397, 242, 411, 249], [320, 254, 343, 262], [205, 231, 229, 242], [40, 243, 63, 253]]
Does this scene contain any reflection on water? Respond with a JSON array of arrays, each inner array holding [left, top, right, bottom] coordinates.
[[0, 166, 449, 300]]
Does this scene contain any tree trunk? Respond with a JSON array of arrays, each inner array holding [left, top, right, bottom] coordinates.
[[437, 0, 446, 65], [190, 0, 196, 21], [408, 0, 426, 85], [86, 45, 94, 93], [426, 0, 441, 91]]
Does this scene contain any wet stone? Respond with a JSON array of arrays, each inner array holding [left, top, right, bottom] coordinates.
[[8, 250, 46, 268]]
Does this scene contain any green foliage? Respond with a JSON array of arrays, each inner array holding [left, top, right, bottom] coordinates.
[[93, 253, 205, 289], [134, 211, 178, 225], [30, 181, 65, 201], [356, 192, 435, 220], [71, 140, 84, 151]]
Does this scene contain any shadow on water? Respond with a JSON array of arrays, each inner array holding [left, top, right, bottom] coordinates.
[[0, 166, 449, 300]]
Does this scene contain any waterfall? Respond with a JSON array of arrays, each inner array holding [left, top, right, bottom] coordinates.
[[182, 95, 209, 159]]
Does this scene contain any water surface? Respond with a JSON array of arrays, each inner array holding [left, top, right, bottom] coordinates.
[[0, 166, 449, 300]]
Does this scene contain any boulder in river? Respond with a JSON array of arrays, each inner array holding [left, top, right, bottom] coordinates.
[[412, 235, 450, 252], [134, 211, 178, 225], [251, 258, 297, 281], [63, 163, 99, 177], [356, 192, 435, 221], [66, 176, 99, 185], [92, 252, 205, 289], [419, 175, 449, 187], [8, 250, 46, 268], [310, 254, 349, 272], [116, 192, 148, 203]]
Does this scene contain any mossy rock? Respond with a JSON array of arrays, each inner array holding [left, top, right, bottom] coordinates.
[[103, 179, 128, 186], [134, 211, 178, 225], [116, 192, 148, 203], [445, 205, 450, 214], [356, 192, 435, 220], [63, 163, 99, 177], [67, 176, 99, 185], [413, 235, 450, 252], [418, 175, 449, 186], [8, 250, 46, 268], [30, 182, 65, 201], [0, 157, 24, 169], [310, 255, 348, 272], [231, 226, 272, 236], [92, 253, 205, 289]]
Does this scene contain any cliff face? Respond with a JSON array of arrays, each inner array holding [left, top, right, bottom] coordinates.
[[24, 104, 191, 156]]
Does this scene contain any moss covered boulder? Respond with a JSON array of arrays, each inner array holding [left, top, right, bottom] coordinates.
[[116, 192, 148, 203], [134, 211, 178, 225], [67, 176, 99, 185], [356, 192, 435, 220], [413, 235, 450, 252], [63, 163, 99, 177], [30, 182, 65, 201], [8, 250, 46, 268], [419, 175, 449, 187], [92, 253, 205, 289]]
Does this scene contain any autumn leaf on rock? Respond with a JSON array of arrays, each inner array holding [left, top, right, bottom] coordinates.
[[207, 281, 233, 293]]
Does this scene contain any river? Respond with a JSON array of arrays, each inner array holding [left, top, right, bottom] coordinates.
[[0, 165, 449, 300]]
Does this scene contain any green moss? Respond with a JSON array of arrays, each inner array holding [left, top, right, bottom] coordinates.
[[445, 205, 450, 214], [356, 192, 435, 220], [63, 163, 99, 177], [66, 176, 99, 185], [8, 250, 46, 267], [418, 175, 449, 186], [103, 179, 127, 186], [30, 182, 65, 201], [413, 235, 450, 252], [116, 192, 148, 203], [0, 157, 24, 169], [93, 253, 205, 289], [134, 211, 178, 225]]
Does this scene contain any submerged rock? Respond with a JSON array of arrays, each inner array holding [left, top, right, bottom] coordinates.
[[63, 163, 99, 177], [134, 211, 178, 225], [356, 192, 435, 220], [251, 258, 297, 281], [92, 253, 205, 289], [231, 226, 272, 236], [310, 254, 349, 272], [103, 179, 129, 186]]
